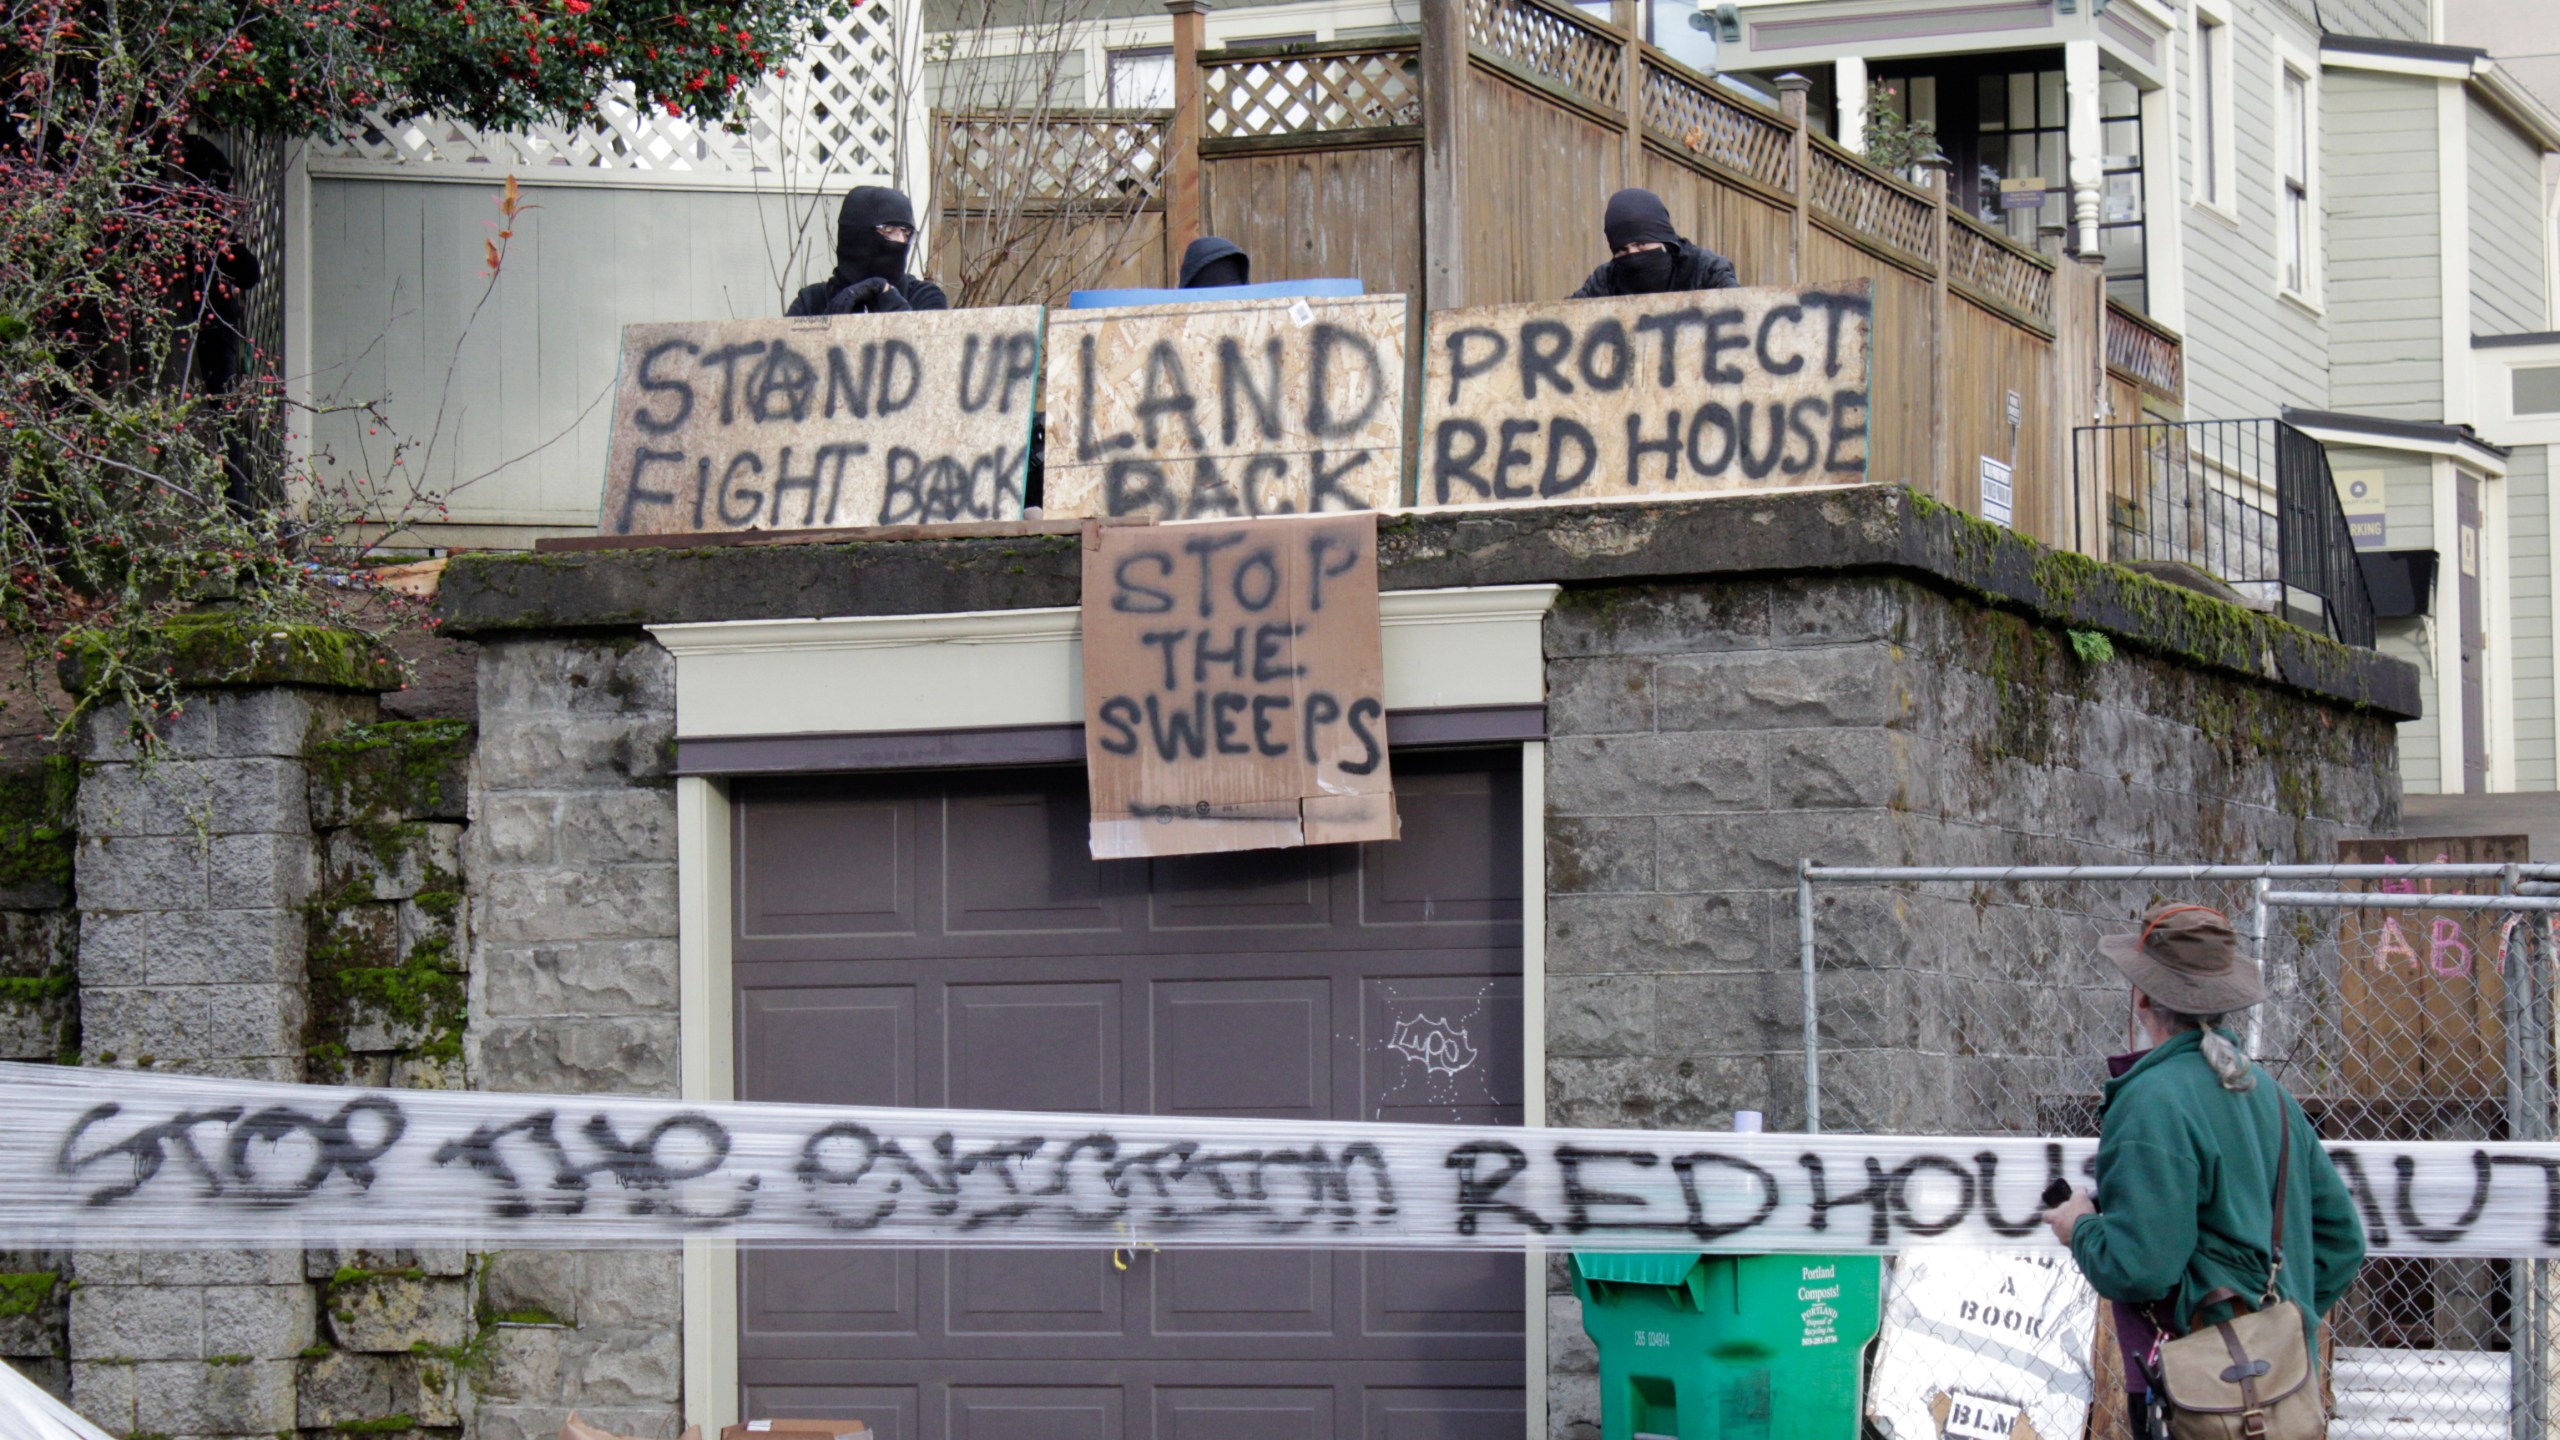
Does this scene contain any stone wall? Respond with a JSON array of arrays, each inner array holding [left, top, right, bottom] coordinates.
[[0, 758, 76, 1400]]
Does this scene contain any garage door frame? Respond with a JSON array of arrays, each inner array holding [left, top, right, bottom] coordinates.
[[655, 584, 1558, 1439]]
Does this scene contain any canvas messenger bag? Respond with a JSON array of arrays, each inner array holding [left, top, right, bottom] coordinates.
[[2147, 1119, 2323, 1440]]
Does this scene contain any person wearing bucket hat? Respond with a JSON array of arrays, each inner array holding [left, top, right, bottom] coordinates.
[[2043, 904, 2367, 1437]]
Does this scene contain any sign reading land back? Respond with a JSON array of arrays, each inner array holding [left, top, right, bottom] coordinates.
[[1420, 281, 1873, 508], [1080, 513, 1396, 859], [1043, 296, 1408, 521], [600, 309, 1043, 536]]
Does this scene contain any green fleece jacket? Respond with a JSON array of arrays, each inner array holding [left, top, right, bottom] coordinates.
[[2068, 1029, 2368, 1349]]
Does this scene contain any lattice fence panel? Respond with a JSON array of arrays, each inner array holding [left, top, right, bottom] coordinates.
[[1806, 141, 1935, 264], [1202, 48, 1422, 140], [1636, 58, 1792, 191], [1465, 0, 1622, 110], [937, 111, 1166, 209], [313, 2, 905, 180], [2106, 302, 2185, 398], [1946, 213, 2054, 321]]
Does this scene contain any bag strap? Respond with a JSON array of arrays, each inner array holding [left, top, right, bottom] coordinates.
[[2263, 1100, 2292, 1307]]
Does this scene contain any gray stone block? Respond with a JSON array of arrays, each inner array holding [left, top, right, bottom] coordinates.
[[132, 1355, 297, 1435], [1547, 1365, 1601, 1440], [1544, 657, 1654, 736], [0, 910, 75, 977], [577, 1249, 682, 1328], [69, 1359, 139, 1432], [1545, 585, 1769, 658], [78, 758, 307, 840], [71, 1285, 201, 1360], [477, 1404, 688, 1440], [1769, 576, 1907, 647], [325, 822, 463, 901], [200, 1284, 313, 1358], [1545, 974, 1656, 1058], [1654, 645, 1905, 731], [1543, 1054, 1771, 1131], [299, 1350, 396, 1428], [1545, 817, 1654, 895], [134, 1249, 304, 1287], [79, 984, 306, 1063], [479, 1324, 566, 1402], [1546, 892, 1776, 975], [481, 1251, 580, 1327], [554, 790, 678, 866], [476, 866, 677, 945], [207, 830, 317, 908], [479, 795, 561, 867], [480, 939, 679, 1019], [568, 1328, 681, 1404], [559, 638, 677, 715], [477, 716, 676, 791], [0, 984, 72, 1061], [1547, 1294, 1597, 1372], [1651, 970, 1790, 1055], [1770, 730, 1909, 811], [73, 834, 208, 913], [1655, 810, 1900, 892], [1548, 732, 1766, 815], [324, 1274, 469, 1353], [83, 908, 301, 987], [82, 689, 372, 763]]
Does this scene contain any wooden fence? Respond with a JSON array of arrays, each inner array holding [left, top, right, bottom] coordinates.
[[933, 0, 2186, 547]]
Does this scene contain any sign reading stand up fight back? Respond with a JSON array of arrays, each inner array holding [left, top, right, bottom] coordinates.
[[1080, 513, 1395, 859], [1421, 281, 1873, 508], [1042, 296, 1408, 521], [599, 309, 1043, 536]]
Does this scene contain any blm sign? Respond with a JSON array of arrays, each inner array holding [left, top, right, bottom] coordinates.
[[1420, 281, 1872, 508], [1043, 296, 1407, 521], [600, 308, 1043, 536], [1080, 514, 1395, 859]]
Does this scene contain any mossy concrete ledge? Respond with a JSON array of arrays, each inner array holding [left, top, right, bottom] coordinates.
[[434, 487, 2420, 719], [57, 616, 402, 696]]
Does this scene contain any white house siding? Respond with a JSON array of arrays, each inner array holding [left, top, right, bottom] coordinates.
[[307, 175, 832, 537], [2470, 101, 2549, 340], [2324, 70, 2444, 422], [2309, 0, 2430, 43], [2506, 445, 2556, 788], [2176, 4, 2331, 422]]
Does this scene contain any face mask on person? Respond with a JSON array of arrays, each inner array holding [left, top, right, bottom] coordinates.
[[1609, 246, 1676, 293], [835, 186, 916, 285]]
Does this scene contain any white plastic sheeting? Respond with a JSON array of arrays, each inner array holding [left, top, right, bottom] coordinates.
[[0, 1359, 115, 1440], [2, 1061, 2555, 1255]]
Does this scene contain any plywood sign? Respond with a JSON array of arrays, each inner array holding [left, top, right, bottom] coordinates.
[[2335, 834, 2530, 1104], [1419, 281, 1873, 508], [600, 308, 1043, 536], [1043, 296, 1408, 521], [1080, 513, 1396, 859]]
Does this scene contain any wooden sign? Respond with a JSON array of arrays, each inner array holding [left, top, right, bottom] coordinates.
[[2335, 834, 2530, 1107], [1043, 296, 1408, 521], [600, 308, 1043, 536], [1080, 513, 1396, 859], [1419, 281, 1873, 508]]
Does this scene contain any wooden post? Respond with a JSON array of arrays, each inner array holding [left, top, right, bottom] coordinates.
[[2053, 254, 2109, 557], [1921, 155, 1952, 511], [1612, 0, 1641, 187], [1165, 0, 1209, 279], [1421, 0, 1468, 312], [1776, 72, 1810, 285]]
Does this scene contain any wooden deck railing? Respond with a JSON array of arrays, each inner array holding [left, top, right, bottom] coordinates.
[[2106, 299, 2185, 399], [1199, 39, 1422, 147]]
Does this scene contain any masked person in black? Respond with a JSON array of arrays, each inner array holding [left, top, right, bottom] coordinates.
[[1178, 236, 1251, 289], [1568, 187, 1739, 298], [787, 185, 950, 316]]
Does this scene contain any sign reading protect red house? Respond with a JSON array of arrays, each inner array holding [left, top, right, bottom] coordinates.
[[1079, 514, 1396, 859]]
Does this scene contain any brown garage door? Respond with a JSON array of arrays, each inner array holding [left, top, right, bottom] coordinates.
[[731, 748, 1527, 1440]]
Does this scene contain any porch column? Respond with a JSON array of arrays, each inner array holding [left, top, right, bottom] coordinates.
[[2064, 40, 2102, 256], [1836, 56, 1868, 152]]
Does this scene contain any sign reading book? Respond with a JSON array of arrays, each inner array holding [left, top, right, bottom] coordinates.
[[600, 308, 1043, 536], [1080, 514, 1396, 859], [1420, 281, 1873, 508], [1043, 296, 1408, 521]]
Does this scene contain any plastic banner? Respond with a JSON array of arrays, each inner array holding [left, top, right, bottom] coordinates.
[[2, 1061, 2554, 1255]]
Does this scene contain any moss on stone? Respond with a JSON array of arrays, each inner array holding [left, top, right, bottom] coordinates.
[[0, 757, 76, 893], [327, 1266, 426, 1292], [0, 972, 73, 1006], [57, 616, 401, 696], [331, 1416, 416, 1435], [0, 1271, 58, 1317], [308, 719, 473, 824]]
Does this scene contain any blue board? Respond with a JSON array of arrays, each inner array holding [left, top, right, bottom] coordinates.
[[1065, 277, 1366, 309]]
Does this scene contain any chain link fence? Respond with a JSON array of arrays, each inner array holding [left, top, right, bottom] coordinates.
[[1797, 863, 2560, 1440]]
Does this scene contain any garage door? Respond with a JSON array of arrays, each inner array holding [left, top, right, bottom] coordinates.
[[731, 748, 1527, 1440]]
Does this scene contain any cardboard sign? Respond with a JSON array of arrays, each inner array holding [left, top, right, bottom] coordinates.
[[1866, 1251, 2095, 1440], [1080, 514, 1396, 858], [1042, 296, 1408, 521], [600, 309, 1043, 536], [1419, 281, 1872, 508]]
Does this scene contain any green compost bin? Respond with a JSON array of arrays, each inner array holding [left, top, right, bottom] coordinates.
[[1572, 1252, 1884, 1440]]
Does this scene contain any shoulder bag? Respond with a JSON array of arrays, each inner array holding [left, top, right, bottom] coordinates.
[[2145, 1114, 2323, 1440]]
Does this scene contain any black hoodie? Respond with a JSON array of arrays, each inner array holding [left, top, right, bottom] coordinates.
[[1568, 187, 1739, 298], [786, 185, 950, 314], [1178, 236, 1251, 289]]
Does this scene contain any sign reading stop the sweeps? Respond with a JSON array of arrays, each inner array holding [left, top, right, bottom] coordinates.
[[599, 309, 1043, 536], [1080, 514, 1396, 859]]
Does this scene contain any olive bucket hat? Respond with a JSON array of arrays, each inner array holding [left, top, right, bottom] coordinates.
[[2097, 903, 2268, 1016]]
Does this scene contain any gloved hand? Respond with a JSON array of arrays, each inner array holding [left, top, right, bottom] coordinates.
[[824, 276, 909, 314]]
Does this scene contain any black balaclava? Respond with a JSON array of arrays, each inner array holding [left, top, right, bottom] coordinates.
[[1179, 236, 1251, 289], [1602, 187, 1682, 293], [834, 185, 916, 287]]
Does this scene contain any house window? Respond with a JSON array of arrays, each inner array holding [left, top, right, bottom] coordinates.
[[1108, 47, 1173, 108], [2516, 366, 2560, 415], [2279, 64, 2313, 296], [2099, 70, 2146, 313], [2194, 13, 2228, 208]]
